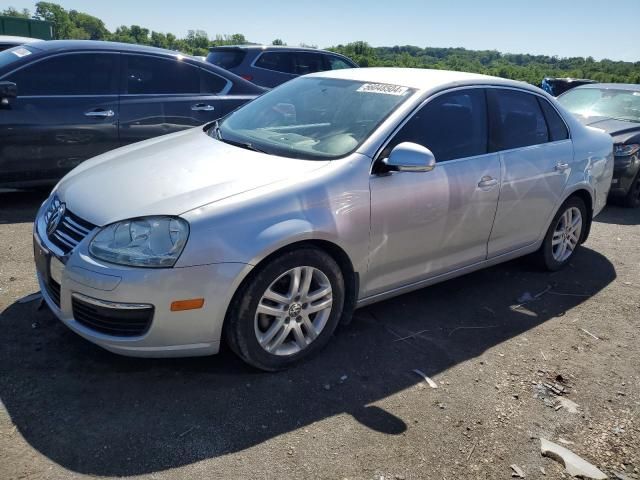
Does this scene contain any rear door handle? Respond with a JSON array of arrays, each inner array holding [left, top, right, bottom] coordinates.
[[477, 176, 498, 189], [84, 109, 115, 118], [555, 162, 570, 172], [191, 103, 215, 112]]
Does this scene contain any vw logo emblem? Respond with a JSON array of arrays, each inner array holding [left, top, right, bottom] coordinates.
[[288, 303, 302, 317], [46, 202, 66, 236]]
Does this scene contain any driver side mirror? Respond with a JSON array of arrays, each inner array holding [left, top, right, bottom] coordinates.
[[383, 142, 436, 172], [0, 81, 17, 105]]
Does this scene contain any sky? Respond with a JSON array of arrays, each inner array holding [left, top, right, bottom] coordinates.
[[6, 0, 640, 62]]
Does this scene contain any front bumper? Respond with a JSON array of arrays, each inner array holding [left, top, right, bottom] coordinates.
[[33, 218, 251, 358], [609, 154, 639, 197]]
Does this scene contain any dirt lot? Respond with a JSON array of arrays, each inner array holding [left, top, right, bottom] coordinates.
[[0, 190, 638, 480]]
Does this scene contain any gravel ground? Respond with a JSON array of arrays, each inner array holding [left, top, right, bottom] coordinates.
[[0, 190, 638, 480]]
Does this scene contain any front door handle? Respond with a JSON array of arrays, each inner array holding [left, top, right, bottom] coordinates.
[[191, 103, 215, 112], [84, 109, 115, 118], [477, 176, 499, 189], [555, 162, 570, 172]]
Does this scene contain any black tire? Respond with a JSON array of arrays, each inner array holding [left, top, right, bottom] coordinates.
[[623, 172, 640, 208], [535, 196, 587, 271], [224, 247, 345, 371]]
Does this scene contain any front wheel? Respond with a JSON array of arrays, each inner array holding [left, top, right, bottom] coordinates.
[[225, 248, 345, 371], [623, 172, 640, 208], [536, 196, 587, 271]]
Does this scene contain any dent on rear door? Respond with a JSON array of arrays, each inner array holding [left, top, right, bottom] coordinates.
[[488, 140, 573, 257]]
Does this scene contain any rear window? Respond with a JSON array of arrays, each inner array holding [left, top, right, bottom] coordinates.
[[206, 49, 247, 69], [0, 45, 34, 70]]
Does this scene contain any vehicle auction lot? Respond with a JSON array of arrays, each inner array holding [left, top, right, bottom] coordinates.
[[1, 190, 638, 479]]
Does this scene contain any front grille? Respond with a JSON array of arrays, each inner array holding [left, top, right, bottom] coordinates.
[[72, 295, 154, 337], [45, 278, 61, 309], [46, 203, 96, 255]]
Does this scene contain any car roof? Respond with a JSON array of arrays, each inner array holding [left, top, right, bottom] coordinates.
[[26, 39, 186, 56], [308, 67, 540, 93], [543, 77, 596, 83], [0, 35, 40, 44], [572, 83, 640, 91], [209, 45, 338, 54], [6, 39, 264, 93]]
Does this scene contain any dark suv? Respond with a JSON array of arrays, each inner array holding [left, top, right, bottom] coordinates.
[[541, 77, 596, 97], [0, 40, 264, 188], [206, 45, 358, 88]]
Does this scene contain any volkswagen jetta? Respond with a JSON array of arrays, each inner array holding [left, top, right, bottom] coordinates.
[[33, 68, 614, 370]]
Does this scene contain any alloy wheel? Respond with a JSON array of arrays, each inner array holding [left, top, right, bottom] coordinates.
[[254, 266, 333, 356], [551, 206, 583, 262]]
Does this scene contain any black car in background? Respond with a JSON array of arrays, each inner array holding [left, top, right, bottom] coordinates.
[[206, 45, 358, 88], [558, 83, 640, 207], [541, 77, 596, 97], [0, 40, 264, 188]]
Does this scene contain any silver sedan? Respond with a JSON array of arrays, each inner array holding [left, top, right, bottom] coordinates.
[[33, 68, 614, 370]]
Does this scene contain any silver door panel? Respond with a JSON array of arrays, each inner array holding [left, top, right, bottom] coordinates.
[[367, 153, 501, 296]]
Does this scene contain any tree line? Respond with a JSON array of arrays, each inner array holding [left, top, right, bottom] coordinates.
[[3, 3, 640, 85], [329, 42, 640, 85], [2, 3, 248, 56]]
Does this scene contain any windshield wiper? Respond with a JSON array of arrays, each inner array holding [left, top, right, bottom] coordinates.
[[211, 120, 223, 140], [229, 140, 268, 154], [210, 121, 268, 153], [612, 116, 640, 123]]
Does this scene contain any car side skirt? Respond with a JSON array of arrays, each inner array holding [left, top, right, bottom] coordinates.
[[356, 242, 541, 308]]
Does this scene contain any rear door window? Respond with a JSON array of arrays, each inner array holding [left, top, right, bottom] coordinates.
[[383, 89, 488, 162], [538, 98, 569, 141], [124, 55, 200, 95], [7, 53, 118, 96], [254, 52, 294, 74], [488, 89, 549, 151], [293, 52, 325, 75]]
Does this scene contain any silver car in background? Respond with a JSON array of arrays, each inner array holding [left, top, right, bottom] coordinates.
[[33, 68, 614, 370]]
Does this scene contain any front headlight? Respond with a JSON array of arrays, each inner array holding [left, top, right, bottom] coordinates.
[[89, 216, 189, 268], [614, 143, 640, 157]]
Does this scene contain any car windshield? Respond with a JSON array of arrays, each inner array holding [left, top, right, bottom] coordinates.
[[0, 45, 35, 70], [213, 77, 415, 160], [558, 88, 640, 123]]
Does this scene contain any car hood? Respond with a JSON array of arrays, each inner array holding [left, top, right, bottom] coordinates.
[[574, 115, 640, 141], [57, 128, 329, 226]]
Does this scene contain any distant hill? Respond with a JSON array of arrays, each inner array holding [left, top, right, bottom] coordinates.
[[329, 42, 640, 85]]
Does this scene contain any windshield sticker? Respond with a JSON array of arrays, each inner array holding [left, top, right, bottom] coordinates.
[[357, 83, 409, 96], [11, 47, 32, 58]]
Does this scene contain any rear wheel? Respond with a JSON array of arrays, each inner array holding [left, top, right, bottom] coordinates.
[[225, 248, 345, 371], [536, 196, 586, 271], [623, 172, 640, 208]]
